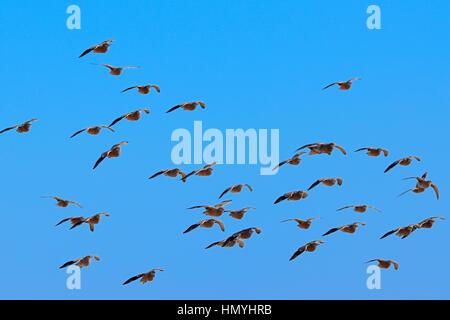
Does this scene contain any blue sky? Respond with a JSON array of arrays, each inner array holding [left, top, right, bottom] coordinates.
[[0, 0, 449, 299]]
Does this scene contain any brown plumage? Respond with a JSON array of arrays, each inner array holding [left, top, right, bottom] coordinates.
[[274, 190, 308, 204], [219, 184, 253, 199], [55, 216, 85, 229], [282, 217, 318, 230], [354, 147, 389, 157], [322, 77, 361, 90], [366, 259, 399, 270], [308, 177, 343, 191], [322, 222, 366, 236], [188, 200, 232, 217], [60, 255, 100, 269], [399, 172, 440, 200], [206, 227, 262, 249], [109, 109, 150, 127], [296, 142, 346, 156], [149, 168, 186, 181], [92, 63, 140, 76], [79, 39, 113, 58], [384, 156, 421, 173], [123, 268, 164, 285], [70, 125, 114, 138], [225, 207, 256, 220], [289, 240, 325, 261], [166, 101, 206, 113], [122, 84, 160, 94], [93, 141, 128, 170], [182, 162, 217, 182], [0, 119, 38, 135], [272, 152, 306, 171], [71, 212, 110, 232], [417, 216, 445, 229], [183, 219, 225, 234], [42, 196, 82, 208], [337, 205, 381, 214]]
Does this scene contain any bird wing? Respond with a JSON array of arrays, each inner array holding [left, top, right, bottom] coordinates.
[[354, 147, 368, 153], [397, 188, 413, 198], [149, 171, 165, 179], [274, 194, 288, 204], [365, 259, 379, 264], [296, 143, 318, 152], [183, 223, 201, 234], [382, 149, 389, 157], [244, 184, 253, 192], [380, 228, 399, 239], [334, 145, 347, 155], [0, 126, 17, 134], [431, 183, 440, 200], [151, 85, 161, 93], [123, 274, 144, 285], [219, 187, 231, 199], [55, 217, 72, 226], [70, 220, 85, 230], [205, 241, 221, 249], [272, 160, 287, 171], [384, 160, 400, 173], [59, 260, 77, 269], [109, 115, 126, 127], [70, 128, 86, 138], [213, 219, 225, 232], [307, 179, 322, 191], [121, 86, 137, 93], [79, 47, 94, 58], [391, 261, 399, 270], [337, 206, 353, 211], [166, 105, 182, 113], [69, 201, 83, 208], [322, 227, 340, 236], [93, 152, 108, 170], [322, 82, 337, 90], [216, 200, 232, 208], [289, 245, 307, 261]]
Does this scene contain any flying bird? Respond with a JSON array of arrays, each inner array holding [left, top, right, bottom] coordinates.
[[188, 200, 232, 217], [322, 77, 361, 90], [70, 125, 114, 138], [322, 222, 366, 236], [92, 63, 140, 76], [123, 268, 164, 285], [281, 217, 319, 230], [274, 190, 309, 204], [109, 109, 150, 127], [183, 219, 225, 234], [42, 196, 82, 208], [289, 240, 324, 261], [399, 172, 440, 200], [272, 152, 306, 171], [71, 212, 110, 232], [354, 147, 389, 157], [0, 119, 38, 135], [380, 223, 420, 240], [417, 216, 445, 229], [296, 142, 346, 156], [93, 141, 128, 170], [384, 156, 421, 173], [79, 39, 113, 58], [166, 101, 206, 113], [366, 259, 399, 270], [59, 255, 100, 269], [337, 205, 381, 213], [55, 216, 85, 229], [122, 84, 160, 95], [182, 162, 217, 182], [149, 168, 187, 181], [225, 207, 256, 220], [219, 184, 253, 199], [308, 177, 343, 191], [206, 227, 261, 249]]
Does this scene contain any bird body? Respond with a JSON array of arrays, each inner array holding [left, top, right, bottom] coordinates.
[[182, 162, 217, 182], [166, 101, 206, 113], [289, 240, 324, 261], [60, 255, 100, 269], [282, 217, 317, 230], [70, 125, 114, 138], [93, 64, 140, 76], [354, 147, 389, 157], [42, 196, 82, 208], [109, 109, 150, 127], [323, 222, 366, 236], [79, 40, 113, 58], [219, 184, 253, 199], [188, 200, 232, 217], [123, 269, 164, 285], [322, 78, 361, 91], [183, 219, 225, 234], [337, 205, 380, 214], [93, 141, 128, 170], [274, 191, 308, 204], [225, 207, 255, 220], [296, 142, 346, 156], [149, 168, 186, 180], [308, 177, 343, 191], [0, 119, 38, 134], [122, 84, 160, 94], [384, 156, 421, 173], [366, 259, 399, 270]]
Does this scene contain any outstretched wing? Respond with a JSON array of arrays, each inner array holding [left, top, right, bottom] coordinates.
[[219, 187, 231, 199], [55, 217, 71, 227], [70, 128, 86, 138], [213, 219, 225, 232], [59, 260, 77, 269], [274, 194, 287, 204], [380, 228, 398, 239], [322, 227, 340, 236], [121, 86, 137, 93], [93, 152, 107, 170], [322, 82, 337, 90], [337, 206, 353, 211], [183, 223, 201, 234], [384, 160, 400, 173], [334, 145, 347, 155], [149, 171, 165, 179], [307, 179, 322, 191], [354, 148, 368, 153], [79, 47, 93, 58], [109, 115, 125, 127], [431, 184, 440, 200], [205, 241, 221, 249], [289, 245, 307, 261], [166, 105, 181, 113], [123, 274, 144, 285], [0, 126, 16, 134]]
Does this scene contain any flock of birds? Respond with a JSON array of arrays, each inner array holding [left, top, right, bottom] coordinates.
[[2, 39, 444, 288]]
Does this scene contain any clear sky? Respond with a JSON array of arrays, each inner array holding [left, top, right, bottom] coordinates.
[[0, 0, 449, 299]]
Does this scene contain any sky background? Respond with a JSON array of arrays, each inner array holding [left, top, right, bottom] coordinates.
[[1, 0, 449, 299]]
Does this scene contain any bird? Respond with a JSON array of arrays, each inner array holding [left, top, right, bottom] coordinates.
[[183, 219, 225, 234], [182, 162, 217, 182], [274, 190, 308, 204], [0, 119, 38, 135], [380, 223, 420, 239], [188, 200, 232, 217], [308, 177, 343, 191], [122, 84, 160, 95], [281, 217, 319, 230], [417, 216, 445, 229], [93, 141, 128, 170], [206, 227, 262, 249], [71, 212, 110, 232], [337, 205, 381, 214], [92, 63, 140, 76], [70, 125, 114, 138], [296, 142, 346, 156], [109, 109, 150, 127], [272, 152, 306, 171], [322, 222, 366, 236], [322, 77, 361, 90], [123, 268, 164, 285], [205, 237, 244, 249], [42, 196, 82, 208], [79, 39, 113, 58], [149, 168, 187, 181], [166, 101, 206, 113], [289, 240, 325, 261], [219, 184, 253, 199], [354, 147, 389, 157], [399, 172, 440, 200], [55, 216, 85, 229], [384, 156, 421, 173], [225, 207, 256, 220], [366, 259, 399, 270], [59, 255, 100, 269]]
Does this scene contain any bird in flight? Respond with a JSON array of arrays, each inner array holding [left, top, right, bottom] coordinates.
[[272, 152, 306, 171], [182, 162, 217, 182], [188, 200, 232, 217], [0, 119, 38, 135], [70, 125, 114, 138], [60, 255, 100, 269], [206, 227, 261, 249], [93, 141, 128, 170], [92, 63, 140, 76], [354, 147, 389, 157], [384, 156, 421, 173], [399, 172, 440, 200], [308, 177, 343, 191], [380, 221, 423, 240], [296, 142, 346, 156], [225, 207, 256, 220], [166, 101, 206, 113], [123, 268, 164, 286], [149, 168, 187, 181], [322, 77, 361, 90], [274, 190, 309, 204], [417, 216, 445, 229], [337, 205, 381, 214], [71, 212, 110, 232], [122, 84, 160, 95], [109, 109, 150, 127], [42, 196, 82, 208], [289, 240, 325, 261], [366, 259, 399, 270], [322, 222, 366, 236], [219, 184, 253, 199], [55, 216, 85, 229], [183, 219, 225, 234], [281, 217, 319, 230], [79, 39, 113, 58]]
